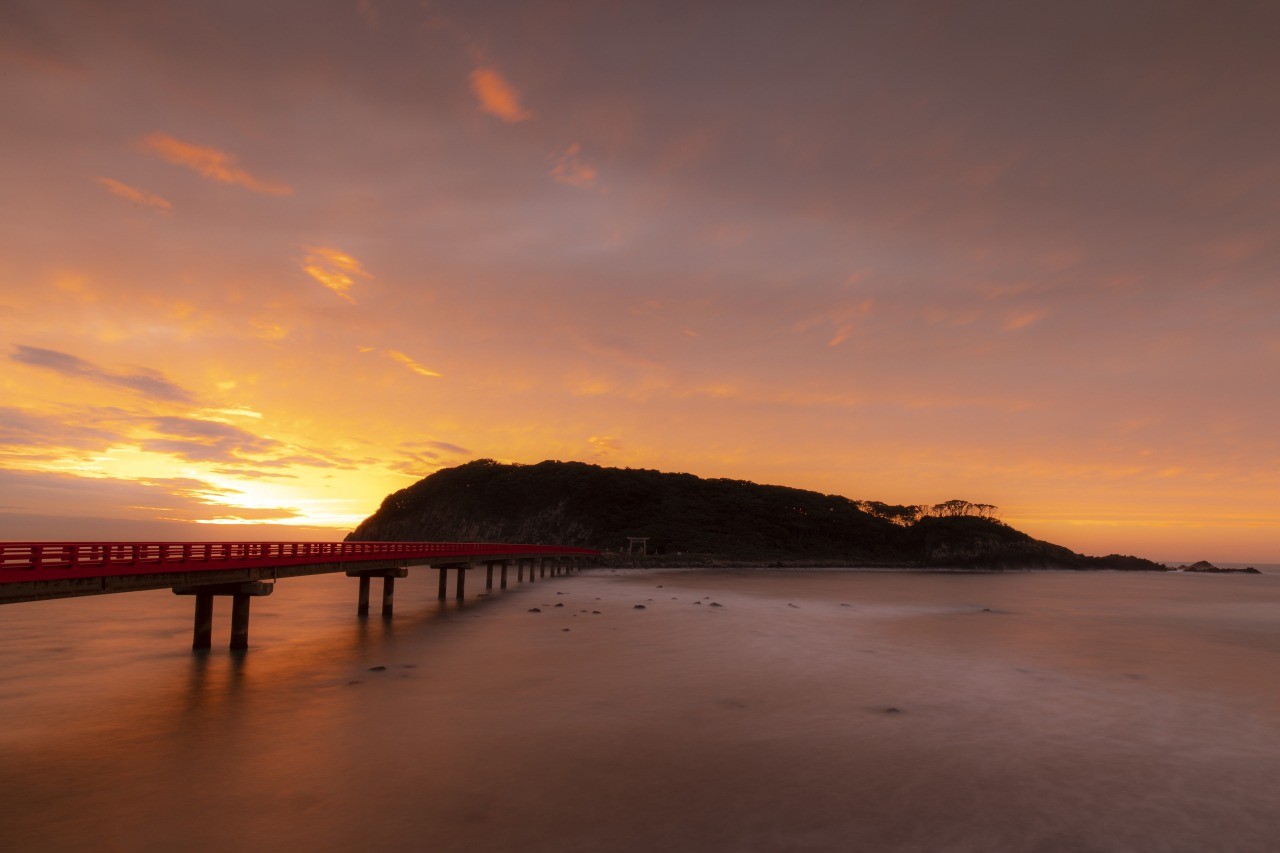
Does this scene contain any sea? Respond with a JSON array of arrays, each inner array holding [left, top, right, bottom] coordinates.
[[2, 567, 1278, 852]]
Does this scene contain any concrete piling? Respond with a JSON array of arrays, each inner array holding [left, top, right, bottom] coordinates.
[[193, 593, 214, 650], [381, 576, 395, 618], [229, 593, 251, 650], [174, 581, 273, 651], [348, 568, 407, 616], [357, 575, 371, 616]]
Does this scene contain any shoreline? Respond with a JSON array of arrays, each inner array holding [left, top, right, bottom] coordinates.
[[594, 558, 1267, 574]]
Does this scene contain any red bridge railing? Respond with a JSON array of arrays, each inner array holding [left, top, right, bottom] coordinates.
[[0, 541, 599, 584]]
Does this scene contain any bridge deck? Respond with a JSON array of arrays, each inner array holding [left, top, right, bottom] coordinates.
[[0, 541, 598, 604]]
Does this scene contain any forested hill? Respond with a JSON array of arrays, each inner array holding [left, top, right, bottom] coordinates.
[[347, 460, 1164, 570]]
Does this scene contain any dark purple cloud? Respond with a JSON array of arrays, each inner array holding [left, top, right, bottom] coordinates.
[[10, 345, 197, 404]]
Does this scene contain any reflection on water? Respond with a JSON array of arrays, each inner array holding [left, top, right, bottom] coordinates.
[[2, 569, 1278, 851]]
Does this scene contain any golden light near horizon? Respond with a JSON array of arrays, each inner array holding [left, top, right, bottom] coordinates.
[[0, 1, 1277, 562]]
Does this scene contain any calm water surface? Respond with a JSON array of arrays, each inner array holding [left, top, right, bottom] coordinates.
[[2, 568, 1278, 852]]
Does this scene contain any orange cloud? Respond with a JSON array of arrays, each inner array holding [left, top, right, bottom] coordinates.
[[828, 299, 875, 346], [94, 177, 172, 213], [550, 143, 598, 189], [1002, 308, 1049, 331], [588, 435, 621, 457], [302, 247, 371, 303], [470, 67, 531, 122], [386, 350, 442, 378], [140, 133, 293, 195]]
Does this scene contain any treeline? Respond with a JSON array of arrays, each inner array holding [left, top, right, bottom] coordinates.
[[347, 459, 1166, 571], [857, 499, 1000, 525]]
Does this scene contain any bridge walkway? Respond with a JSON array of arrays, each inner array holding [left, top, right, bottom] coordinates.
[[1, 541, 600, 650]]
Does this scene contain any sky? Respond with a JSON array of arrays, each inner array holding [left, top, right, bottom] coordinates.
[[1, 0, 1276, 563]]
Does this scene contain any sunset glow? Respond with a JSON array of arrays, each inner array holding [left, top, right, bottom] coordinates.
[[1, 1, 1276, 562]]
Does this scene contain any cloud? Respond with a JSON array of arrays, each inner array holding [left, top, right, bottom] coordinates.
[[94, 177, 172, 213], [0, 405, 129, 454], [549, 143, 599, 189], [199, 406, 264, 421], [0, 468, 300, 526], [386, 349, 441, 377], [469, 67, 531, 122], [138, 476, 238, 496], [588, 435, 621, 457], [390, 439, 472, 475], [827, 299, 876, 347], [141, 416, 281, 463], [303, 247, 371, 303], [212, 467, 298, 480], [418, 440, 471, 455], [1002, 308, 1049, 331], [197, 506, 304, 521], [140, 132, 293, 195], [9, 345, 197, 403]]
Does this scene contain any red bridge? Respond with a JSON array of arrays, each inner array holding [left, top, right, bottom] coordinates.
[[0, 540, 601, 650]]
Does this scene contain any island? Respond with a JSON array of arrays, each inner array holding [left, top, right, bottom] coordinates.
[[1177, 560, 1262, 574], [347, 460, 1168, 571]]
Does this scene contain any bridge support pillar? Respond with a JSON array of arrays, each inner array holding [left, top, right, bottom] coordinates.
[[381, 576, 396, 618], [347, 568, 408, 617], [438, 566, 448, 600], [500, 561, 508, 589], [540, 558, 547, 579], [192, 593, 214, 650], [230, 594, 251, 650], [173, 581, 273, 652], [357, 575, 371, 616], [486, 562, 494, 590], [456, 566, 466, 600], [517, 561, 524, 582]]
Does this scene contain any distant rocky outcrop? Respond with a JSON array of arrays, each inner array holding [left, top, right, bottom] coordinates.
[[347, 460, 1168, 571], [1177, 560, 1261, 574]]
